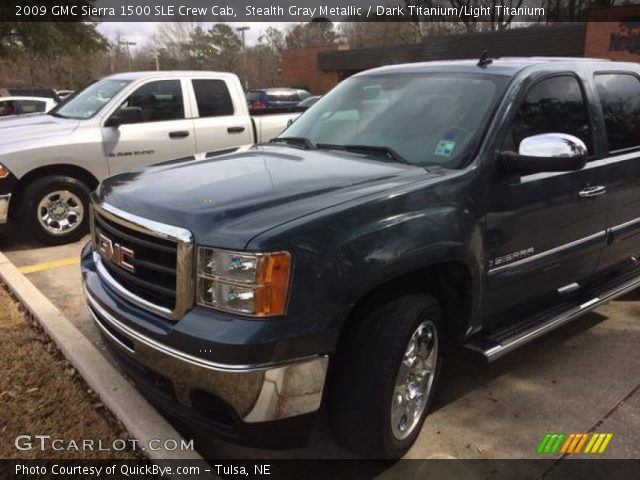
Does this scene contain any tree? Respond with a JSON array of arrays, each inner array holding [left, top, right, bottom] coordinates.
[[207, 23, 242, 71], [0, 21, 107, 87], [285, 20, 339, 49], [261, 26, 285, 54]]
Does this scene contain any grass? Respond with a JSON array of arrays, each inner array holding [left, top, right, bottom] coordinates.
[[0, 284, 139, 459]]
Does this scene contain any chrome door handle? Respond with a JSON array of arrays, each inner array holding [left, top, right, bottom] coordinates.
[[578, 185, 606, 198]]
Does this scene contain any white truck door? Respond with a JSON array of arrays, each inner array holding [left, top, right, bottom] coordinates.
[[188, 78, 253, 154], [102, 78, 196, 175]]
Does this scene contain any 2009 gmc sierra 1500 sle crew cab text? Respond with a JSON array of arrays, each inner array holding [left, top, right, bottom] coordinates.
[[80, 58, 640, 457], [0, 71, 299, 244]]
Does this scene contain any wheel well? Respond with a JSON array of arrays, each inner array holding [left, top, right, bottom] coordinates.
[[10, 165, 99, 216], [345, 262, 473, 343]]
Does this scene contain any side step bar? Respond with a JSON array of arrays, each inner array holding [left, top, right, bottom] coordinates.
[[465, 271, 640, 362]]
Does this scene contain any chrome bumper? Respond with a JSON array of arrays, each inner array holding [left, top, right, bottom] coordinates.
[[0, 194, 10, 223], [84, 286, 328, 423]]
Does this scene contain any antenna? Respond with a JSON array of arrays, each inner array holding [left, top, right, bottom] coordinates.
[[478, 50, 493, 68]]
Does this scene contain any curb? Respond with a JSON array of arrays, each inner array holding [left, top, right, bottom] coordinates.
[[0, 251, 215, 475]]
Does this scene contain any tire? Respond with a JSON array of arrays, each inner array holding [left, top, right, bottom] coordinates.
[[19, 175, 91, 246], [328, 294, 443, 458]]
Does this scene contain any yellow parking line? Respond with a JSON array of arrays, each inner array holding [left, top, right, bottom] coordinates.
[[19, 257, 80, 274]]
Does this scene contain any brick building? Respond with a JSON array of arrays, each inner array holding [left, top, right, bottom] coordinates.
[[281, 6, 640, 95]]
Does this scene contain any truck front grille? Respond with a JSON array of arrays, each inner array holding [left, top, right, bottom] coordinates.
[[91, 201, 194, 320]]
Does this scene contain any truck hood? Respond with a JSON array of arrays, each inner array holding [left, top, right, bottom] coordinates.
[[97, 145, 430, 249], [0, 114, 80, 148]]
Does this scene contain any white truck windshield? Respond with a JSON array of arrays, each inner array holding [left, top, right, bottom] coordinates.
[[50, 79, 131, 119]]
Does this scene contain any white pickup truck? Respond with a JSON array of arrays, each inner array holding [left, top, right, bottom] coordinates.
[[0, 71, 300, 244]]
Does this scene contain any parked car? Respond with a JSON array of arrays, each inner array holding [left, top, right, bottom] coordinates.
[[0, 86, 60, 102], [0, 71, 299, 244], [297, 95, 321, 109], [246, 88, 311, 110], [81, 58, 640, 458], [0, 96, 57, 116]]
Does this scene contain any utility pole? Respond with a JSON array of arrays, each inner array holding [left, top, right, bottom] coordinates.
[[236, 26, 250, 90], [119, 40, 137, 71], [258, 31, 263, 87]]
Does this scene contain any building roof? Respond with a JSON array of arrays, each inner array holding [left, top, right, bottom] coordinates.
[[318, 24, 588, 73]]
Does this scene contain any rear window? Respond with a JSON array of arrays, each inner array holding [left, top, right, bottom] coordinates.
[[19, 100, 47, 113], [192, 79, 234, 117], [246, 91, 263, 101]]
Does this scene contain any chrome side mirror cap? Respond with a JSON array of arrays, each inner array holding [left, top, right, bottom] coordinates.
[[501, 133, 588, 175], [518, 133, 587, 159]]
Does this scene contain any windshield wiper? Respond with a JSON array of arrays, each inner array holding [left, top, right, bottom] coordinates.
[[317, 143, 411, 165], [269, 136, 317, 150]]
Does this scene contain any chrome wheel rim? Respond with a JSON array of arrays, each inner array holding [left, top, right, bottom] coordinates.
[[37, 190, 84, 235], [391, 320, 438, 441]]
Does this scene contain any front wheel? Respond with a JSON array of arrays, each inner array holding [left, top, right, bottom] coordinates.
[[328, 294, 442, 458], [20, 175, 91, 245]]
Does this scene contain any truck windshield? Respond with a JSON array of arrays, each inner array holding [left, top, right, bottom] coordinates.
[[49, 79, 131, 120], [283, 72, 506, 168]]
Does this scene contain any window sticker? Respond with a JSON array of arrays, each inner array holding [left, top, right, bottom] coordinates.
[[434, 139, 456, 157]]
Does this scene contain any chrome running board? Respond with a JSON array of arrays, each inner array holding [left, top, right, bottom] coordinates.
[[465, 270, 640, 362]]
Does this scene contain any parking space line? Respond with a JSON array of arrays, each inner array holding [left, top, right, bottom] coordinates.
[[18, 257, 80, 274]]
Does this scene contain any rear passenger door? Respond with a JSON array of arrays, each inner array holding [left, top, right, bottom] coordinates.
[[188, 78, 252, 154], [484, 74, 608, 321], [592, 72, 640, 272], [103, 79, 196, 175]]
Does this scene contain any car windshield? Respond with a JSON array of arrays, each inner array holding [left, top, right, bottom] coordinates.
[[49, 78, 131, 119], [283, 72, 506, 168]]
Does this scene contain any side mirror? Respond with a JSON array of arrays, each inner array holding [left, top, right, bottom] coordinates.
[[105, 106, 142, 128], [500, 133, 587, 175]]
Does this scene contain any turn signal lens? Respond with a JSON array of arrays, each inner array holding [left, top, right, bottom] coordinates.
[[0, 164, 9, 178], [197, 248, 291, 317]]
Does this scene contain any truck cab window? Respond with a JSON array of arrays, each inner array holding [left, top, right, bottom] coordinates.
[[505, 75, 592, 154], [594, 73, 640, 153], [121, 80, 184, 122], [192, 79, 234, 117]]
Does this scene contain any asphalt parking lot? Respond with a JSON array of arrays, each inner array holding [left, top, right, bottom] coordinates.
[[1, 225, 638, 469]]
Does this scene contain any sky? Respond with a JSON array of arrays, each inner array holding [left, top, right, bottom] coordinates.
[[96, 22, 294, 49]]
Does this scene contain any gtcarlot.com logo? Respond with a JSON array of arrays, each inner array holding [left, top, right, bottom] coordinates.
[[537, 432, 613, 455]]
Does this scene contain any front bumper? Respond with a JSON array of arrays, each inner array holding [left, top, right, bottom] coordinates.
[[85, 286, 328, 423], [0, 194, 10, 224], [81, 245, 330, 445], [0, 171, 17, 224]]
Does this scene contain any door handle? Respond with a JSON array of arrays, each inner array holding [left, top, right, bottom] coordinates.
[[169, 131, 190, 139], [578, 185, 606, 198], [227, 126, 245, 134]]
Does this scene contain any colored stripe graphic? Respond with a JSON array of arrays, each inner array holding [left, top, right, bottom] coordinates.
[[539, 433, 613, 454], [537, 433, 566, 454]]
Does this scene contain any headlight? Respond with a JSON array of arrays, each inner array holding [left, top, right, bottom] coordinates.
[[0, 164, 9, 179], [197, 247, 292, 317]]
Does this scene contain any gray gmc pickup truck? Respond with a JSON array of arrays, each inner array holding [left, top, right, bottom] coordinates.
[[81, 58, 640, 457]]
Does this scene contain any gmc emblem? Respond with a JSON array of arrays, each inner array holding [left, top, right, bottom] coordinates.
[[97, 232, 135, 273]]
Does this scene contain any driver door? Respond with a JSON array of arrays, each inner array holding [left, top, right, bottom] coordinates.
[[483, 74, 608, 322], [102, 79, 196, 175]]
